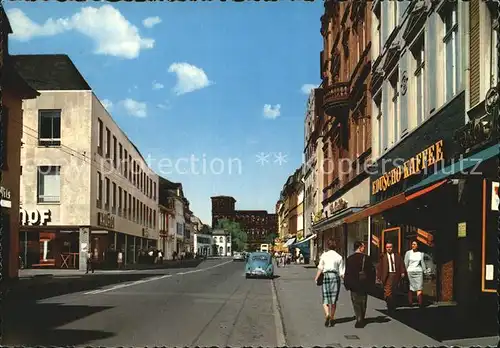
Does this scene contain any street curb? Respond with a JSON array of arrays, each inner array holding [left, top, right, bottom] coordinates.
[[271, 277, 287, 347]]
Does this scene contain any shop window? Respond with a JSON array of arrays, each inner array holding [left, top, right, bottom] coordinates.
[[39, 110, 61, 147], [37, 166, 61, 203]]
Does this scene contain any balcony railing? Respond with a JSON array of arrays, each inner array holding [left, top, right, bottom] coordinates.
[[323, 82, 350, 116]]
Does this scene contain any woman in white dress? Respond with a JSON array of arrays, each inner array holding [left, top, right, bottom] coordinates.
[[314, 238, 345, 327], [404, 240, 427, 307]]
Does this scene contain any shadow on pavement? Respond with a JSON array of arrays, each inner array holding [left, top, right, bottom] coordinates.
[[377, 305, 497, 342], [3, 302, 115, 346], [334, 316, 356, 324], [364, 315, 391, 325], [5, 273, 154, 302]]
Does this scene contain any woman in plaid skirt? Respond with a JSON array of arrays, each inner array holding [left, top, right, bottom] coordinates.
[[314, 238, 345, 327]]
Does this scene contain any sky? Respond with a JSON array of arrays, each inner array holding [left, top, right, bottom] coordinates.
[[5, 2, 324, 225]]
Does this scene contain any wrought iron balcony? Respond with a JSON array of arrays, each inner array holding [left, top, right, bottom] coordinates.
[[323, 82, 350, 116]]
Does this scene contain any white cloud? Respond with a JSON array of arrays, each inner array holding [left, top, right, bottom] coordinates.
[[301, 84, 317, 95], [143, 16, 161, 28], [120, 98, 147, 118], [101, 99, 113, 111], [168, 62, 213, 96], [263, 104, 281, 119], [157, 103, 171, 110], [152, 82, 164, 90], [7, 6, 154, 59]]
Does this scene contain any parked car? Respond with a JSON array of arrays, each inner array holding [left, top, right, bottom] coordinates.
[[233, 252, 245, 261], [245, 252, 274, 278]]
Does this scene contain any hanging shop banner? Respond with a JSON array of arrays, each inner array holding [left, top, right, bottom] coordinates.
[[491, 182, 499, 211]]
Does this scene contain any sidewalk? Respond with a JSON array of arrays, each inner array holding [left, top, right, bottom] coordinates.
[[274, 264, 441, 347]]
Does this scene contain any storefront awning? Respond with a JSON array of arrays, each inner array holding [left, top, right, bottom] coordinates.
[[284, 238, 296, 247], [312, 207, 363, 232], [292, 234, 316, 246], [344, 179, 448, 224], [406, 143, 499, 194]]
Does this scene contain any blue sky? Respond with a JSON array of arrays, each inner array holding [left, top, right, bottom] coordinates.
[[5, 2, 323, 225]]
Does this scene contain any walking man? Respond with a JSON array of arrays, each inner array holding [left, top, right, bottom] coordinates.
[[377, 241, 406, 312], [344, 241, 376, 328], [86, 252, 94, 274]]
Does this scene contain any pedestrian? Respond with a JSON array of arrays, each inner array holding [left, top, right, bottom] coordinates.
[[314, 238, 345, 327], [343, 241, 375, 328], [377, 241, 406, 313], [117, 249, 124, 269], [404, 240, 427, 307], [86, 252, 94, 274]]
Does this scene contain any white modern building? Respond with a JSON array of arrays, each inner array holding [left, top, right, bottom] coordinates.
[[212, 228, 231, 256], [16, 54, 159, 271], [193, 233, 213, 257]]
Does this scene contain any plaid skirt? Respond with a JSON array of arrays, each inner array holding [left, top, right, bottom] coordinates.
[[322, 271, 341, 305]]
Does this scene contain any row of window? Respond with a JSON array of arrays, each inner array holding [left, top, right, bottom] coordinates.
[[97, 171, 156, 230], [36, 109, 158, 202], [97, 117, 157, 201]]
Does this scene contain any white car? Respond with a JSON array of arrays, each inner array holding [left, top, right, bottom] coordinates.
[[233, 252, 245, 261]]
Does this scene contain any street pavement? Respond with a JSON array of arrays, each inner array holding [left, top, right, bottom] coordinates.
[[5, 259, 498, 347], [274, 264, 499, 347], [4, 258, 281, 347]]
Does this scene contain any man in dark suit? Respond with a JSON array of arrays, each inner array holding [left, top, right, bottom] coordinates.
[[377, 241, 406, 312], [344, 241, 376, 328]]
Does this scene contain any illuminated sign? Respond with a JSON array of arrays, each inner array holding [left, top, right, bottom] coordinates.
[[372, 140, 444, 195]]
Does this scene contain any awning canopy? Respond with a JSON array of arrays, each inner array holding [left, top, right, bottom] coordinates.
[[293, 234, 316, 246], [284, 238, 296, 247], [344, 179, 448, 224], [406, 143, 499, 194], [312, 207, 363, 232]]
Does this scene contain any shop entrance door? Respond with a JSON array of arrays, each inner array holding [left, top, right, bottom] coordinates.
[[381, 227, 401, 253]]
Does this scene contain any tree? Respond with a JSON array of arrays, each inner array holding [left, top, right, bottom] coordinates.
[[266, 232, 278, 245], [216, 219, 248, 252]]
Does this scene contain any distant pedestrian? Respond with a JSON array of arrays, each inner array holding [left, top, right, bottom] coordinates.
[[314, 238, 345, 327], [117, 250, 124, 269], [86, 253, 95, 274], [377, 242, 406, 312], [404, 240, 427, 307], [344, 241, 375, 328]]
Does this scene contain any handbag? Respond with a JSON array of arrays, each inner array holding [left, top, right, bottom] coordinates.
[[316, 272, 324, 286], [358, 255, 367, 282]]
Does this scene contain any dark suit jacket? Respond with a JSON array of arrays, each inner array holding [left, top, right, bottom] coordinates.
[[377, 252, 406, 284], [344, 252, 376, 293]]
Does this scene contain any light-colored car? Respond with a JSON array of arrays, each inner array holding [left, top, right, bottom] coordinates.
[[245, 252, 274, 278], [233, 252, 245, 261]]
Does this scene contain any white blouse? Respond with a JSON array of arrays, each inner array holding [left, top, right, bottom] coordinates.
[[404, 250, 426, 272], [318, 250, 345, 276]]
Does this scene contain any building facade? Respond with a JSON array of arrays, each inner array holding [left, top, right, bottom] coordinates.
[[303, 88, 325, 262], [193, 232, 213, 257], [313, 0, 373, 260], [1, 7, 39, 279], [343, 0, 498, 319], [16, 55, 159, 270], [211, 195, 277, 250], [212, 228, 231, 256]]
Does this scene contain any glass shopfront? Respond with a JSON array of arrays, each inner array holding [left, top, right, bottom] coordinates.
[[20, 229, 79, 269]]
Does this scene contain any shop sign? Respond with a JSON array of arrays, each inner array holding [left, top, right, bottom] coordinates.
[[329, 198, 348, 214], [372, 140, 444, 195], [457, 222, 467, 238], [20, 208, 52, 226], [0, 186, 11, 208], [97, 212, 115, 229], [491, 182, 499, 211]]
